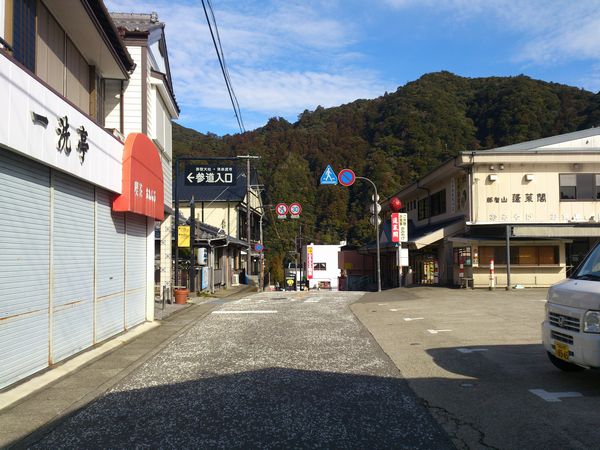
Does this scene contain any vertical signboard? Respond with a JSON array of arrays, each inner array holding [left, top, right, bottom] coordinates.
[[399, 213, 408, 242], [306, 246, 314, 279], [178, 226, 190, 247], [391, 213, 400, 243]]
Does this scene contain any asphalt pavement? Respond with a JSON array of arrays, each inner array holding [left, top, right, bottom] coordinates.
[[20, 290, 453, 449], [352, 286, 600, 450]]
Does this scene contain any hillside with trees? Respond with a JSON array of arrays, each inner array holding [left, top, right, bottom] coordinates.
[[172, 71, 600, 278]]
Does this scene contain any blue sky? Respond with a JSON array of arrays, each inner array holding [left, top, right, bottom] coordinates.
[[105, 0, 600, 136]]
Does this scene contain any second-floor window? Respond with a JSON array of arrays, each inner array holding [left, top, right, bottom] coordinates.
[[13, 0, 36, 71], [560, 174, 600, 201]]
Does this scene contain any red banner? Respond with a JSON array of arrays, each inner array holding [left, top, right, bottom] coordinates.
[[307, 246, 314, 279]]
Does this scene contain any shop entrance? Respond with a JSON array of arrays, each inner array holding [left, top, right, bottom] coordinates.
[[413, 254, 438, 285], [566, 239, 592, 277]]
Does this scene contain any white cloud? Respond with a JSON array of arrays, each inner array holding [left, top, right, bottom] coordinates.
[[104, 0, 376, 132]]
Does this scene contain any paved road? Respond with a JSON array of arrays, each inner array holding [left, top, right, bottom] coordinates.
[[353, 287, 600, 450], [31, 291, 452, 449]]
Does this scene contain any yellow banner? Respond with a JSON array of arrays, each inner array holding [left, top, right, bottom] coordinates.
[[178, 226, 190, 248]]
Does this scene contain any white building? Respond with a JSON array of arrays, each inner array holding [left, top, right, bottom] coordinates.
[[0, 1, 165, 389], [110, 12, 179, 298], [303, 244, 343, 290]]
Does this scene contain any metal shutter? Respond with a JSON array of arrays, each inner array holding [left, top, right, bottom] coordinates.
[[95, 189, 125, 342], [51, 171, 94, 363], [125, 213, 147, 327], [0, 150, 50, 389]]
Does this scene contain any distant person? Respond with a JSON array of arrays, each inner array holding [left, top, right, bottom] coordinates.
[[240, 268, 246, 284]]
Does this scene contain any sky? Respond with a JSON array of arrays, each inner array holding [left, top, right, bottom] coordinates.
[[105, 0, 600, 136]]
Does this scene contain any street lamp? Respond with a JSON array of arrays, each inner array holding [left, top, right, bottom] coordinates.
[[356, 176, 382, 292]]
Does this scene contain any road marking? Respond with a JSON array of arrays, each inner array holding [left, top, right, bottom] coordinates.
[[389, 308, 400, 312], [530, 299, 547, 302], [378, 303, 388, 306], [305, 297, 322, 303], [457, 348, 489, 354], [427, 329, 452, 334], [404, 317, 424, 321], [212, 310, 278, 315], [529, 389, 583, 402]]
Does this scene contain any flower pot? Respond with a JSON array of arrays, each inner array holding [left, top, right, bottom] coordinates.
[[174, 288, 189, 305]]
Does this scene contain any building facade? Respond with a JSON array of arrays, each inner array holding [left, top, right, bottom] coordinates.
[[110, 12, 179, 298], [383, 128, 600, 289], [0, 1, 164, 389]]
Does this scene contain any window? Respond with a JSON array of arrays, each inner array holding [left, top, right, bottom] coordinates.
[[418, 198, 430, 220], [314, 263, 326, 271], [560, 173, 600, 200], [478, 246, 558, 265], [13, 0, 37, 72], [430, 189, 446, 217]]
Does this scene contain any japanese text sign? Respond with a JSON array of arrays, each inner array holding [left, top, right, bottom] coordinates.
[[185, 165, 236, 186]]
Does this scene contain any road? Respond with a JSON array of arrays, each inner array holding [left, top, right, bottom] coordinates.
[[31, 290, 452, 449], [353, 287, 600, 450]]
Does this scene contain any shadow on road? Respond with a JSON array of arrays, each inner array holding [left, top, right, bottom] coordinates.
[[23, 368, 453, 449]]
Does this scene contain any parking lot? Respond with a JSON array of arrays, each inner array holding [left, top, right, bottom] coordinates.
[[352, 287, 600, 450]]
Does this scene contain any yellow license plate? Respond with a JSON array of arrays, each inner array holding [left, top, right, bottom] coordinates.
[[555, 341, 570, 361]]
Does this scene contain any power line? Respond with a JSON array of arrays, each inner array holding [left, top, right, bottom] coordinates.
[[201, 0, 245, 133]]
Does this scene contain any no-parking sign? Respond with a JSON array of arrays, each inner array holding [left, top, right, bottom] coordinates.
[[276, 203, 288, 219]]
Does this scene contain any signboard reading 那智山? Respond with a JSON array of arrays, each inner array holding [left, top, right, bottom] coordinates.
[[185, 165, 237, 186]]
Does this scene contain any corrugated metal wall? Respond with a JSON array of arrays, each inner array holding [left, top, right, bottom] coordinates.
[[126, 213, 147, 328], [51, 172, 95, 363], [96, 190, 125, 342], [0, 151, 152, 389], [0, 151, 50, 389]]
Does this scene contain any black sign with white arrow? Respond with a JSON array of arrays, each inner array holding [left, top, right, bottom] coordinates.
[[184, 165, 237, 186]]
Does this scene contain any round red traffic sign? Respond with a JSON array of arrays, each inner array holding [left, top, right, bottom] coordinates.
[[289, 202, 302, 216], [276, 203, 288, 216], [338, 169, 356, 187]]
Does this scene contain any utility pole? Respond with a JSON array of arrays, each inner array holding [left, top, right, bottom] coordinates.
[[356, 176, 382, 292]]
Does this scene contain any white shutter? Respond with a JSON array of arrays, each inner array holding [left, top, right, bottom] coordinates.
[[51, 171, 94, 363], [96, 189, 125, 341], [0, 151, 50, 389], [126, 213, 147, 327]]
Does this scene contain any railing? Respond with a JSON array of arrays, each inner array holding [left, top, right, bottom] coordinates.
[[0, 37, 13, 52]]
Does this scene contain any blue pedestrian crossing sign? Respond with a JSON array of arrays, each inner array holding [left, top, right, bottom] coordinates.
[[320, 165, 338, 185]]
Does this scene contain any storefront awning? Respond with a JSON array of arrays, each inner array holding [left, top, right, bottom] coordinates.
[[410, 220, 465, 249], [511, 225, 600, 238], [113, 133, 164, 220]]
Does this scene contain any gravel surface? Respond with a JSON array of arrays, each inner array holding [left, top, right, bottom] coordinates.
[[32, 291, 453, 449]]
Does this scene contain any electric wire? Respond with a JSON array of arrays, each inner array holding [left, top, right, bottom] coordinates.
[[201, 0, 245, 133]]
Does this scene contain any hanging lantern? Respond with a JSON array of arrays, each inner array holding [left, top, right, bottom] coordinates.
[[389, 197, 403, 212]]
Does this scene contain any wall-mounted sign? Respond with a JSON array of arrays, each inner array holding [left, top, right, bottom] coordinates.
[[54, 115, 89, 164], [178, 226, 190, 248], [184, 165, 236, 186], [398, 213, 408, 242], [391, 213, 400, 243]]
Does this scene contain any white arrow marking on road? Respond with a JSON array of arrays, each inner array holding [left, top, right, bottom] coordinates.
[[529, 389, 583, 402], [427, 329, 452, 334], [530, 299, 547, 302], [187, 173, 194, 183], [212, 310, 278, 314], [389, 308, 400, 312], [404, 317, 424, 321], [457, 348, 489, 354]]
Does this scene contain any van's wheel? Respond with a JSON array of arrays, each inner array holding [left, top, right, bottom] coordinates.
[[547, 352, 585, 372]]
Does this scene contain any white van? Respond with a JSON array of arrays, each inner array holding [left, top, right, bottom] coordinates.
[[542, 242, 600, 371]]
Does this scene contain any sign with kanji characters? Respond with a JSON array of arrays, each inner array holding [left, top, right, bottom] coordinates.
[[398, 213, 408, 242], [306, 246, 314, 279], [391, 213, 400, 243], [178, 226, 190, 248], [184, 165, 236, 186]]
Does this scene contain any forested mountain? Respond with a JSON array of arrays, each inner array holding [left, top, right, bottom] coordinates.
[[172, 71, 600, 278]]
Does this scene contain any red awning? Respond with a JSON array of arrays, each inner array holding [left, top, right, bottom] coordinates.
[[113, 133, 164, 220]]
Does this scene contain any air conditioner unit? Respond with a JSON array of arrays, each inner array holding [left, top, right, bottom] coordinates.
[[525, 174, 534, 181], [488, 174, 498, 182], [197, 248, 208, 265]]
